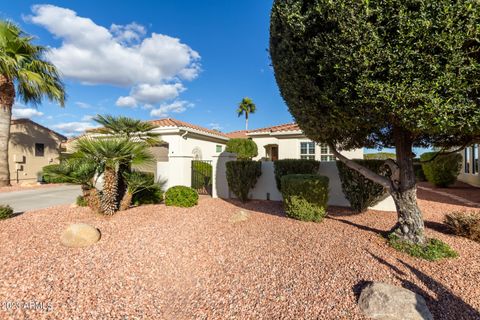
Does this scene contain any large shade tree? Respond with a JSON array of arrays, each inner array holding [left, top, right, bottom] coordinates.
[[0, 21, 65, 186], [270, 0, 480, 244]]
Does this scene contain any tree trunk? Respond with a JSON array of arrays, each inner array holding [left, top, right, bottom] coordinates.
[[0, 75, 15, 187], [119, 191, 133, 211], [116, 162, 129, 207], [389, 127, 426, 245], [245, 112, 249, 131], [101, 167, 118, 215], [82, 186, 100, 213]]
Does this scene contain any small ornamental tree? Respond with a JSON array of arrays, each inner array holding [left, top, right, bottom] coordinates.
[[225, 138, 258, 160], [270, 0, 480, 244]]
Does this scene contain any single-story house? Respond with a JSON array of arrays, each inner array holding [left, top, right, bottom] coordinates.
[[458, 144, 480, 187], [227, 122, 363, 161], [9, 118, 66, 185]]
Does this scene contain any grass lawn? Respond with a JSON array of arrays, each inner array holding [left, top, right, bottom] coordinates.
[[0, 189, 479, 319]]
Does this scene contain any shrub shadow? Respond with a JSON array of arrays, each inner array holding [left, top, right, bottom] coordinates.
[[367, 251, 480, 319], [327, 216, 388, 236]]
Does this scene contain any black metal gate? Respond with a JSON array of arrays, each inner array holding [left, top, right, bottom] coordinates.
[[191, 160, 213, 195]]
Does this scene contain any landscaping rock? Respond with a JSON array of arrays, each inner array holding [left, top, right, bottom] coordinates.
[[358, 282, 433, 320], [229, 210, 249, 223], [60, 223, 101, 248]]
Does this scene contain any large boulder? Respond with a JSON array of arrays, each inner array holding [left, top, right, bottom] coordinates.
[[60, 223, 101, 248], [358, 282, 433, 320]]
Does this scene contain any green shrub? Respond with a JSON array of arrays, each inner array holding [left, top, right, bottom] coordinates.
[[364, 152, 396, 160], [164, 186, 198, 207], [420, 152, 462, 187], [133, 185, 163, 205], [0, 205, 13, 219], [226, 160, 262, 202], [413, 161, 426, 182], [336, 160, 389, 213], [191, 160, 212, 190], [225, 138, 258, 160], [273, 159, 320, 190], [42, 164, 71, 183], [76, 196, 88, 207], [444, 211, 480, 243], [388, 234, 458, 261], [280, 174, 329, 222]]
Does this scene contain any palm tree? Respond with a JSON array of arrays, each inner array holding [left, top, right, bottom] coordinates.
[[93, 114, 160, 145], [92, 114, 161, 202], [236, 97, 256, 131], [0, 21, 65, 187], [43, 159, 101, 212], [70, 137, 153, 215], [119, 171, 160, 211]]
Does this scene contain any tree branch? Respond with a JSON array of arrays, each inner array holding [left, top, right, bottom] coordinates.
[[419, 143, 470, 163], [328, 143, 393, 190]]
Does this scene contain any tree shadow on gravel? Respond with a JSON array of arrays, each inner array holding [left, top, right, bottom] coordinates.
[[367, 251, 480, 319], [327, 216, 388, 236], [424, 220, 454, 236], [223, 199, 287, 218]]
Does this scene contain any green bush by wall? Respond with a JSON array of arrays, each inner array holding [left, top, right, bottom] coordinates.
[[273, 159, 320, 190], [420, 152, 462, 187], [226, 160, 262, 202], [336, 159, 389, 213], [42, 164, 71, 183], [164, 186, 198, 207], [225, 138, 258, 160], [280, 174, 329, 222]]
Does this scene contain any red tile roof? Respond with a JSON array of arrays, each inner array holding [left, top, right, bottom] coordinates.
[[247, 122, 301, 134], [225, 130, 249, 138], [149, 118, 228, 138]]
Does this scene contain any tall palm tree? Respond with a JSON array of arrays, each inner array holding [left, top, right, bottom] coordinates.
[[236, 97, 256, 131], [0, 21, 65, 187], [70, 137, 153, 215]]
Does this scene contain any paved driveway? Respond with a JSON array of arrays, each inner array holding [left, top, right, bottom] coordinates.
[[0, 185, 82, 213]]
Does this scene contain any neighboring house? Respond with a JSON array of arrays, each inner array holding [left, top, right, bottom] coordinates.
[[226, 122, 364, 161], [458, 144, 480, 187], [9, 118, 66, 185]]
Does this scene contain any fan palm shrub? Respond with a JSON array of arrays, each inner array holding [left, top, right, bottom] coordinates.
[[70, 137, 153, 215], [120, 171, 163, 210]]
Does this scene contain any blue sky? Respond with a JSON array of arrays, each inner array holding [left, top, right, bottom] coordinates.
[[2, 1, 290, 137]]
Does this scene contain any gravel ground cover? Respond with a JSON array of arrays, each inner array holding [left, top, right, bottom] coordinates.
[[0, 189, 479, 319]]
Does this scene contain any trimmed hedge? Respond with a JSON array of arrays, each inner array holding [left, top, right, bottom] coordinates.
[[164, 186, 198, 207], [0, 205, 13, 219], [280, 174, 329, 222], [273, 159, 320, 190], [336, 160, 389, 213], [226, 160, 262, 202], [225, 138, 258, 160], [420, 152, 462, 187]]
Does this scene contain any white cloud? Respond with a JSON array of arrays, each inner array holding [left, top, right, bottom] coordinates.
[[110, 22, 146, 44], [81, 115, 94, 121], [52, 121, 99, 136], [75, 101, 91, 109], [115, 96, 137, 108], [27, 5, 201, 107], [209, 123, 222, 131], [12, 104, 44, 119], [150, 100, 193, 118]]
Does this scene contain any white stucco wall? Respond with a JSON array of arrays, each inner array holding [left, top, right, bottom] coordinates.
[[250, 135, 364, 161], [212, 159, 396, 212], [457, 147, 480, 187]]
